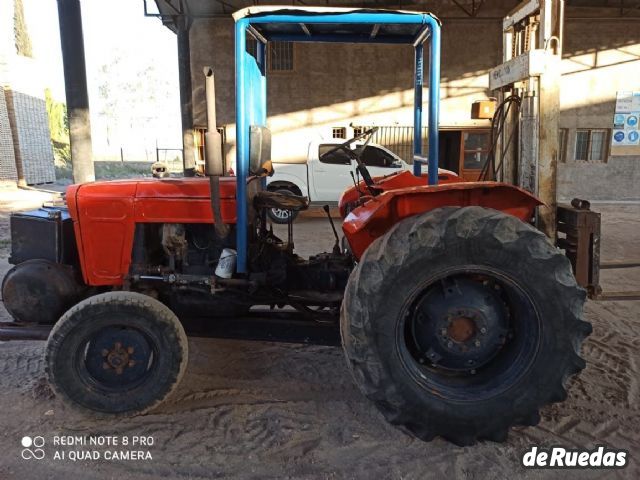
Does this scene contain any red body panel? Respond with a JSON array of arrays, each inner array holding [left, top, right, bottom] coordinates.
[[67, 173, 541, 287], [67, 178, 237, 286], [338, 169, 462, 218], [339, 171, 542, 259]]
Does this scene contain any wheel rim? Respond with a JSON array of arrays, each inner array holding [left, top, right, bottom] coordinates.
[[396, 267, 541, 402], [271, 207, 291, 221], [77, 325, 156, 391]]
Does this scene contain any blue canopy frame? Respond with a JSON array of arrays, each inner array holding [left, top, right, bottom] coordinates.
[[233, 8, 441, 273]]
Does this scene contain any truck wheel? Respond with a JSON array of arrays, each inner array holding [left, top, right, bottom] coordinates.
[[266, 188, 299, 224], [46, 291, 188, 416], [341, 206, 591, 445]]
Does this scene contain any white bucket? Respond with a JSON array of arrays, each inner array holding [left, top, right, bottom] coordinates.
[[215, 248, 237, 279]]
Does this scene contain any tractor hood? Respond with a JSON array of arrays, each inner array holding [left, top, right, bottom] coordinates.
[[66, 177, 237, 201], [65, 177, 238, 286]]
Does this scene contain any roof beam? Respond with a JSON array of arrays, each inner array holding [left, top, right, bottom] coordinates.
[[248, 25, 268, 43], [299, 23, 311, 36], [451, 0, 474, 17]]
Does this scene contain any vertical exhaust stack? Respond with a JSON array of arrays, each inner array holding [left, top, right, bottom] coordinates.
[[203, 67, 230, 239]]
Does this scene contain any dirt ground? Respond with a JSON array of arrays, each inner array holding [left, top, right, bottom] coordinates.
[[0, 184, 638, 479]]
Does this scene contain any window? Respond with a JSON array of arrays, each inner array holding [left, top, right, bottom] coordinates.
[[358, 146, 399, 168], [575, 129, 609, 162], [245, 39, 293, 71], [318, 144, 352, 165], [462, 131, 490, 170], [269, 42, 294, 72], [558, 128, 568, 163], [332, 127, 346, 139], [352, 126, 366, 137]]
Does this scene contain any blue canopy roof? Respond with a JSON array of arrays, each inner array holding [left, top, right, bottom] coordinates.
[[232, 6, 442, 273], [233, 7, 440, 45]]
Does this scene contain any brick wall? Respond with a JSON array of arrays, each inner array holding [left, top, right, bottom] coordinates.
[[0, 87, 18, 182], [557, 19, 640, 201], [5, 87, 56, 185]]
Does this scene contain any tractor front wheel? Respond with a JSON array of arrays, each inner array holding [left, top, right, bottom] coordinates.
[[46, 291, 188, 416], [341, 206, 591, 445]]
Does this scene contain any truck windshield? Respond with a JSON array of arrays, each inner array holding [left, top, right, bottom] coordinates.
[[318, 144, 352, 165]]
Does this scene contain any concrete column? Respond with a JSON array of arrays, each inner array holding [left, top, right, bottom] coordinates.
[[177, 17, 196, 176], [536, 0, 563, 240], [537, 63, 560, 240], [56, 0, 95, 183]]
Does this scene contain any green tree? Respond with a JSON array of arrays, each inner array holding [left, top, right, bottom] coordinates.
[[14, 0, 33, 58], [45, 89, 69, 143], [45, 89, 70, 165]]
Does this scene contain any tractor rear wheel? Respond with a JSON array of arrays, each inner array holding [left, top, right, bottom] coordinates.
[[46, 291, 188, 416], [341, 206, 591, 445]]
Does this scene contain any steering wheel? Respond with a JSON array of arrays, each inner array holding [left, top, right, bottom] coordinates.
[[319, 127, 379, 195]]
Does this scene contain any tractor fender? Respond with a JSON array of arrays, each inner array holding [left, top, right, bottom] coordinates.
[[342, 182, 543, 259]]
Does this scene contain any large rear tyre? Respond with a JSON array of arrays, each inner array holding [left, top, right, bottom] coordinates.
[[46, 291, 188, 416], [341, 206, 591, 445]]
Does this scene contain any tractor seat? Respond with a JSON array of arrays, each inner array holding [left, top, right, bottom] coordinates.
[[254, 190, 310, 212]]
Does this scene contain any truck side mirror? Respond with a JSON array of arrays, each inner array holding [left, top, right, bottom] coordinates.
[[249, 126, 271, 174]]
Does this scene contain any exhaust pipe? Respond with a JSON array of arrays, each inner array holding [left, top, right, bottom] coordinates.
[[203, 66, 230, 239], [204, 67, 224, 176]]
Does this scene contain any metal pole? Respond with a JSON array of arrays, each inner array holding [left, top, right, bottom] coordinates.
[[413, 43, 423, 178], [235, 19, 248, 273], [177, 17, 196, 177], [427, 21, 441, 186], [56, 0, 95, 183]]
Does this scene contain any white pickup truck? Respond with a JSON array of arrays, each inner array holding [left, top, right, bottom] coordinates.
[[266, 139, 416, 223]]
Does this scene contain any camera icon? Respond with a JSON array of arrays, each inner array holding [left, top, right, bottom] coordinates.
[[21, 436, 45, 460]]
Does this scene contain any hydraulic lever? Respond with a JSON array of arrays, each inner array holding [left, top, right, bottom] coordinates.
[[323, 205, 341, 255]]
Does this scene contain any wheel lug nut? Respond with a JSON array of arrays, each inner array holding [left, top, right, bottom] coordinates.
[[480, 327, 487, 334], [447, 341, 453, 348], [441, 328, 447, 335], [474, 340, 481, 347]]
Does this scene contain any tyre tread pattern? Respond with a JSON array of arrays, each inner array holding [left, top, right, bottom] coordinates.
[[341, 206, 591, 445], [45, 291, 188, 418]]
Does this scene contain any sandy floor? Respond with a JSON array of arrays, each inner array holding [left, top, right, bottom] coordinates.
[[0, 186, 638, 479]]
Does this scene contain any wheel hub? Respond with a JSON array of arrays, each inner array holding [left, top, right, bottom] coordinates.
[[102, 342, 136, 375], [410, 277, 510, 371], [272, 208, 290, 220], [447, 314, 476, 343], [83, 326, 153, 388]]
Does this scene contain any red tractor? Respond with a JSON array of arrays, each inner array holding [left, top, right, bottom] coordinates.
[[1, 7, 590, 446]]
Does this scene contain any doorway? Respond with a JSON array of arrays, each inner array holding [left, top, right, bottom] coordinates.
[[438, 129, 491, 180]]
